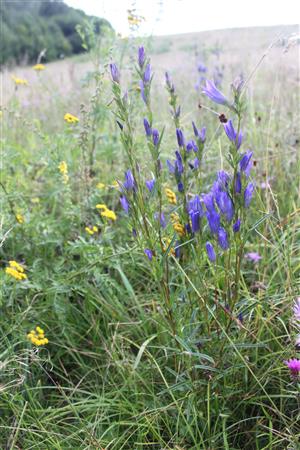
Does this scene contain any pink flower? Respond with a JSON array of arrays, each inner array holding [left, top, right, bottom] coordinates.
[[293, 297, 300, 321], [245, 252, 262, 263], [284, 358, 300, 377]]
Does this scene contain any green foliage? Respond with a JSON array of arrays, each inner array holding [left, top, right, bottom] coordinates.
[[0, 0, 113, 65]]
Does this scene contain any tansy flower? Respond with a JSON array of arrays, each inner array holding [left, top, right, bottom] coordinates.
[[27, 326, 48, 346], [96, 182, 106, 189], [15, 213, 24, 224], [85, 225, 98, 235], [165, 188, 177, 205], [58, 161, 69, 184], [5, 260, 27, 281], [101, 209, 117, 221], [33, 64, 45, 71], [172, 222, 185, 237], [96, 204, 117, 221], [64, 113, 79, 124], [12, 76, 28, 86]]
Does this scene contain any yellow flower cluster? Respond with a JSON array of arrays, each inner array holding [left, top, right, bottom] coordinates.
[[85, 225, 98, 235], [58, 161, 69, 184], [12, 75, 28, 86], [15, 213, 24, 224], [96, 182, 106, 190], [27, 326, 48, 346], [33, 64, 45, 71], [64, 113, 79, 124], [165, 188, 177, 205], [163, 239, 175, 257], [173, 222, 185, 237], [170, 213, 185, 237], [127, 9, 145, 26], [5, 260, 27, 281], [96, 204, 117, 221]]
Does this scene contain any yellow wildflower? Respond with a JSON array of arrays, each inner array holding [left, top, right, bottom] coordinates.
[[27, 326, 48, 346], [12, 75, 28, 86], [111, 180, 119, 188], [96, 203, 116, 221], [58, 161, 69, 184], [15, 213, 24, 224], [165, 188, 177, 205], [96, 182, 106, 190], [31, 197, 40, 204], [33, 64, 45, 71], [96, 204, 108, 211], [101, 209, 117, 221], [173, 222, 185, 237], [5, 260, 27, 281], [64, 113, 79, 124], [85, 225, 98, 235]]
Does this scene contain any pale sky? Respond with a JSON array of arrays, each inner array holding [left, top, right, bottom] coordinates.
[[65, 0, 299, 36]]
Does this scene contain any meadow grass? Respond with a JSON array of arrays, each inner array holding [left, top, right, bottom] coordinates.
[[0, 26, 299, 449]]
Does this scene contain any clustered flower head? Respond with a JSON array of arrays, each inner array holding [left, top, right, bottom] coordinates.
[[165, 188, 177, 205], [97, 182, 106, 190], [12, 75, 28, 86], [284, 359, 300, 378], [85, 225, 98, 235], [27, 326, 48, 346], [96, 204, 117, 221], [33, 64, 45, 71], [64, 113, 79, 124], [5, 260, 27, 281], [58, 161, 69, 184], [15, 213, 24, 224]]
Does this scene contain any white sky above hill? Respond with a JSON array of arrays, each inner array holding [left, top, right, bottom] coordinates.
[[65, 0, 299, 36]]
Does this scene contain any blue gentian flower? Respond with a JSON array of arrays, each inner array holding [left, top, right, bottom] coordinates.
[[215, 190, 234, 222], [233, 219, 241, 233], [146, 179, 155, 192], [175, 151, 184, 175], [152, 129, 159, 146], [166, 159, 175, 174], [190, 210, 201, 232], [206, 242, 216, 262], [206, 210, 220, 234], [143, 118, 152, 137], [244, 182, 254, 208], [123, 170, 135, 191], [176, 128, 185, 147], [202, 79, 228, 105], [240, 150, 253, 172], [143, 64, 151, 83], [235, 172, 242, 194], [144, 248, 153, 261], [223, 120, 242, 149], [217, 227, 229, 250], [186, 140, 198, 153], [198, 63, 207, 73], [177, 181, 184, 192], [202, 192, 216, 212], [109, 63, 120, 83], [120, 195, 129, 213], [138, 46, 146, 68]]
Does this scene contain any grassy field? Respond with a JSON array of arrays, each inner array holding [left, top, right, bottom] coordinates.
[[1, 25, 300, 449]]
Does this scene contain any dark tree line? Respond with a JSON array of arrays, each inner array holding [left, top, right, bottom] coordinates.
[[0, 0, 113, 66]]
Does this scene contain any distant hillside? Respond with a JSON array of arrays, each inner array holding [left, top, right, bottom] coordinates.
[[0, 0, 113, 66]]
